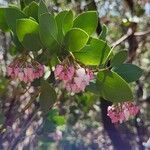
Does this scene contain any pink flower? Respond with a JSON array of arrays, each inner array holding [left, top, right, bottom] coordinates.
[[18, 72, 24, 81], [54, 65, 75, 81], [7, 67, 13, 76], [54, 64, 94, 93], [27, 68, 34, 81], [107, 101, 140, 124], [86, 68, 94, 80], [7, 59, 44, 83], [54, 65, 64, 78]]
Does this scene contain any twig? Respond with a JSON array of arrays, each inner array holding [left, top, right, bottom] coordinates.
[[112, 29, 150, 48]]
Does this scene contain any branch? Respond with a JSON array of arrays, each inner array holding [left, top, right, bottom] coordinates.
[[112, 29, 150, 48]]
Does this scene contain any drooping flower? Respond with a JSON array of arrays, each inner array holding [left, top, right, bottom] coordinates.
[[54, 65, 75, 81], [54, 64, 94, 93], [7, 57, 44, 83], [107, 101, 139, 123]]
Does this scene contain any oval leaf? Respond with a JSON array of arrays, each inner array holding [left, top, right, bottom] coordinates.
[[113, 64, 143, 83], [39, 13, 58, 53], [99, 24, 107, 40], [55, 10, 68, 43], [23, 1, 39, 21], [5, 7, 26, 33], [39, 80, 57, 114], [111, 50, 127, 67], [64, 28, 89, 52], [38, 0, 48, 18], [73, 38, 111, 65], [0, 8, 9, 32], [16, 18, 42, 51], [97, 70, 133, 102], [73, 11, 98, 35], [62, 10, 73, 34]]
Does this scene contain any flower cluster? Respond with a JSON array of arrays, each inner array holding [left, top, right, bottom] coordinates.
[[54, 64, 93, 93], [7, 58, 44, 83], [107, 101, 139, 123]]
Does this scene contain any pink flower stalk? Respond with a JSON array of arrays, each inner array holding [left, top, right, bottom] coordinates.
[[54, 65, 75, 81], [7, 59, 44, 83], [107, 101, 140, 123], [54, 64, 94, 93]]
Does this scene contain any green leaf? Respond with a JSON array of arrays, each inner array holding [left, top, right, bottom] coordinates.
[[38, 0, 48, 18], [39, 80, 57, 114], [113, 64, 143, 83], [86, 82, 100, 95], [64, 28, 89, 52], [97, 70, 133, 102], [8, 43, 18, 56], [24, 0, 40, 5], [62, 10, 73, 34], [73, 11, 98, 35], [12, 34, 24, 52], [16, 18, 42, 51], [99, 24, 107, 40], [39, 13, 58, 53], [23, 1, 39, 21], [55, 10, 68, 43], [5, 7, 26, 33], [111, 50, 127, 67], [47, 109, 59, 119], [0, 8, 9, 31], [73, 38, 111, 65], [52, 116, 66, 125]]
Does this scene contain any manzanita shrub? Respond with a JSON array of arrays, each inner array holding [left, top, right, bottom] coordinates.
[[0, 0, 143, 144]]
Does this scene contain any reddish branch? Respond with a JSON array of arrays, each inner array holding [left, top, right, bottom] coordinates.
[[112, 29, 150, 48]]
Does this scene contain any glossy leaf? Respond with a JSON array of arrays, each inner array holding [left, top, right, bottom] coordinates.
[[0, 8, 9, 31], [39, 80, 57, 114], [62, 10, 73, 34], [86, 82, 100, 95], [39, 13, 58, 53], [38, 0, 48, 18], [111, 50, 127, 67], [113, 64, 143, 83], [12, 34, 24, 52], [16, 18, 42, 51], [55, 10, 68, 43], [24, 0, 40, 5], [97, 70, 133, 102], [73, 11, 98, 35], [5, 7, 26, 33], [23, 1, 39, 21], [64, 28, 89, 52], [73, 38, 111, 65], [99, 24, 107, 40]]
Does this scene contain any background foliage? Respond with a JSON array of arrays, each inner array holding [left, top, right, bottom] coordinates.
[[0, 0, 150, 150]]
